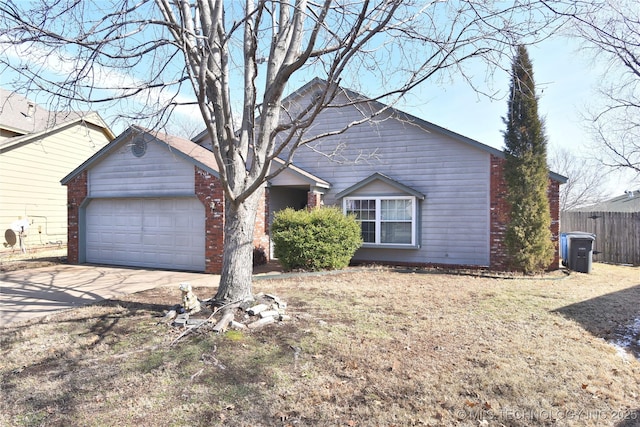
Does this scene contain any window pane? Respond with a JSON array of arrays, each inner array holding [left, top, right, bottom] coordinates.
[[381, 199, 412, 221], [361, 221, 376, 243], [346, 199, 376, 221], [346, 199, 376, 242], [381, 222, 412, 244]]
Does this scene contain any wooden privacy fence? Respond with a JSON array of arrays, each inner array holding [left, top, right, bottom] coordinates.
[[560, 211, 640, 266]]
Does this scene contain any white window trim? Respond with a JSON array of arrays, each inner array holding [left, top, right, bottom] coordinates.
[[343, 195, 418, 248]]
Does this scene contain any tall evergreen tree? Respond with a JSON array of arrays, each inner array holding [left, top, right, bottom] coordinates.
[[503, 45, 555, 274]]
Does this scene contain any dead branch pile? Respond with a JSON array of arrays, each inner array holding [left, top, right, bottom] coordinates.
[[160, 292, 290, 346]]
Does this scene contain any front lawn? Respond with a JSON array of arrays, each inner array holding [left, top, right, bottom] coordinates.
[[1, 263, 639, 426]]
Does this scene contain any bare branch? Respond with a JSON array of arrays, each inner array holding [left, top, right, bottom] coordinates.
[[544, 0, 640, 174], [548, 147, 610, 210]]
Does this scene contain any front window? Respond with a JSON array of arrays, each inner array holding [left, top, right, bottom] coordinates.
[[344, 196, 417, 246]]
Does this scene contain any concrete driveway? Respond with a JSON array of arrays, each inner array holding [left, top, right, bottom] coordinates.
[[0, 265, 217, 327]]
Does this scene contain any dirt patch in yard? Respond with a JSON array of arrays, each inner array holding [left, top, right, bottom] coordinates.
[[1, 263, 639, 426]]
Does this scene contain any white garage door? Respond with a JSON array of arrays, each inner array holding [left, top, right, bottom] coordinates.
[[86, 198, 206, 271]]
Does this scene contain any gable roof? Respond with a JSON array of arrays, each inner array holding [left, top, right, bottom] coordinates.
[[0, 88, 77, 134], [61, 126, 220, 184], [270, 157, 331, 189], [335, 172, 426, 199], [0, 89, 115, 152], [283, 77, 569, 184], [571, 190, 640, 212]]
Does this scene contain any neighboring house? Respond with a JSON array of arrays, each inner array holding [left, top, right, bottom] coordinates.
[[0, 89, 114, 250], [568, 190, 640, 213], [561, 190, 640, 265], [63, 79, 566, 273]]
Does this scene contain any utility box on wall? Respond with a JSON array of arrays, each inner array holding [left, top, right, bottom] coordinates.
[[560, 232, 596, 273]]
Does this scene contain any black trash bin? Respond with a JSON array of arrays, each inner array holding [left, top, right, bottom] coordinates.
[[560, 232, 596, 273]]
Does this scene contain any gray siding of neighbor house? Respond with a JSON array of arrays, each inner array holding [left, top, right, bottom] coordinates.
[[88, 140, 196, 197], [288, 91, 491, 267]]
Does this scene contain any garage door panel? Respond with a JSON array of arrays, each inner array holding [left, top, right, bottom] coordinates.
[[124, 216, 142, 227], [174, 235, 194, 247], [86, 198, 205, 271], [157, 216, 174, 228], [115, 232, 134, 244]]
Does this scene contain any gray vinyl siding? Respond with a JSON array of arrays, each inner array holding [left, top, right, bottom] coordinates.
[[346, 180, 407, 197], [88, 140, 195, 197], [0, 123, 110, 244], [288, 92, 491, 266]]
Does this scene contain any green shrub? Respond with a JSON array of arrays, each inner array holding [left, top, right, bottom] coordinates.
[[271, 207, 362, 271]]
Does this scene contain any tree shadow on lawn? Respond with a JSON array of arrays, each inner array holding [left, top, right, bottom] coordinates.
[[552, 284, 640, 360], [1, 296, 293, 427], [0, 297, 172, 350], [1, 298, 173, 418], [616, 409, 640, 427]]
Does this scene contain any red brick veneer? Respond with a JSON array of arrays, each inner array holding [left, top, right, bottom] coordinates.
[[195, 167, 225, 273], [66, 170, 87, 264], [489, 155, 561, 271]]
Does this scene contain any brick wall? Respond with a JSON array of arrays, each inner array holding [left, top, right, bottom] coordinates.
[[66, 170, 87, 264], [489, 155, 561, 271], [547, 179, 561, 270], [195, 167, 225, 274], [307, 190, 323, 209], [252, 185, 270, 261], [489, 156, 510, 270]]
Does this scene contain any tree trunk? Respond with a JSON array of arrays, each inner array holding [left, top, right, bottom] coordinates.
[[214, 187, 264, 304]]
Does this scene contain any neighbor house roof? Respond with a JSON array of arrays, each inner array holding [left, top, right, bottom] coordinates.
[[0, 88, 115, 152], [61, 126, 220, 184], [571, 190, 640, 213], [0, 88, 82, 134]]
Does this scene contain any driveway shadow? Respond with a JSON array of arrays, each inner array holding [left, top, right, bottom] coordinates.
[[0, 265, 214, 326], [552, 284, 640, 360], [1, 267, 108, 326]]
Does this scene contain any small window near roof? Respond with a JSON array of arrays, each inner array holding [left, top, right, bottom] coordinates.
[[344, 196, 417, 247]]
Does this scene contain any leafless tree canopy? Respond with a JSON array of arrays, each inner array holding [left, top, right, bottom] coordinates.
[[1, 1, 566, 199], [0, 0, 567, 301], [549, 147, 609, 211], [544, 0, 640, 175]]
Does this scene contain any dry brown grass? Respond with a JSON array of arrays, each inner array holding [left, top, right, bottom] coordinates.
[[0, 245, 67, 272], [1, 263, 639, 427]]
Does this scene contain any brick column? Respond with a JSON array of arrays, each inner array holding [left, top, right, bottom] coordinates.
[[489, 155, 510, 271], [195, 167, 224, 274], [252, 185, 270, 264], [65, 170, 88, 264], [490, 155, 562, 271], [547, 179, 561, 270], [307, 189, 323, 209]]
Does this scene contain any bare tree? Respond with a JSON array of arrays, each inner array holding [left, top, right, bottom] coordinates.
[[165, 115, 205, 140], [543, 0, 640, 175], [0, 0, 565, 304], [548, 147, 609, 211]]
